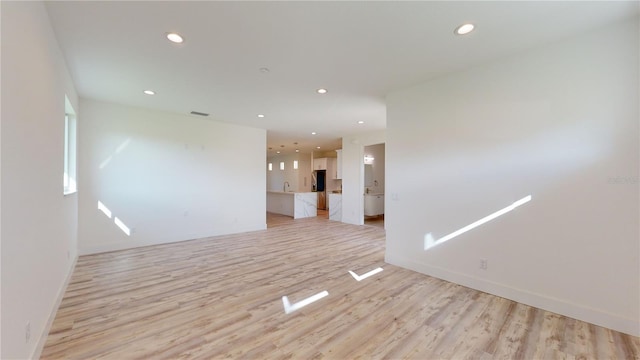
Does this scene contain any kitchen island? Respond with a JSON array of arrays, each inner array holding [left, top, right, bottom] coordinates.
[[267, 191, 317, 219], [329, 193, 342, 221]]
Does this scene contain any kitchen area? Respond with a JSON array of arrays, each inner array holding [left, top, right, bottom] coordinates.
[[266, 143, 385, 226], [266, 149, 343, 221]]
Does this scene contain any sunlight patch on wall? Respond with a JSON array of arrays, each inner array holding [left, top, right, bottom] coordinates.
[[99, 156, 113, 170], [115, 138, 132, 154], [114, 217, 131, 236], [100, 138, 132, 170], [424, 195, 532, 250], [97, 201, 112, 218], [98, 200, 132, 236]]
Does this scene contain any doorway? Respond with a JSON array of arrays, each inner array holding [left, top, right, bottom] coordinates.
[[363, 143, 385, 228]]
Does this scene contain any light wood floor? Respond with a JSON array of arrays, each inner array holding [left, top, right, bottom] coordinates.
[[42, 215, 639, 359], [365, 215, 385, 229]]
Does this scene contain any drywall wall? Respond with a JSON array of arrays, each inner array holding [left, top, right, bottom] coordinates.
[[341, 130, 385, 225], [78, 100, 266, 254], [385, 18, 639, 336], [1, 2, 79, 358]]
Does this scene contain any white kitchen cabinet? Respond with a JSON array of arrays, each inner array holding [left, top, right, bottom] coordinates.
[[313, 157, 327, 170], [335, 149, 342, 179], [327, 157, 337, 179], [364, 194, 384, 216]]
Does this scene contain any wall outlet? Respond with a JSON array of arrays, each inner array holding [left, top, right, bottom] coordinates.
[[480, 259, 488, 270], [25, 321, 31, 343]]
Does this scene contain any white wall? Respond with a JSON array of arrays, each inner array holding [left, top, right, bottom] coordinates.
[[1, 2, 79, 358], [385, 18, 639, 336], [342, 130, 386, 225], [78, 99, 266, 254], [266, 153, 312, 192]]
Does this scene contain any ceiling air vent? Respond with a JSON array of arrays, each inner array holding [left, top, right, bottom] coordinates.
[[190, 111, 209, 117]]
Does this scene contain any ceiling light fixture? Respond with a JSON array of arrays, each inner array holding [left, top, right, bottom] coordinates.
[[257, 114, 265, 118], [316, 88, 327, 94], [357, 120, 364, 124], [143, 90, 155, 95], [316, 146, 321, 149], [296, 149, 300, 153], [454, 23, 475, 35], [311, 132, 317, 135], [166, 32, 184, 43]]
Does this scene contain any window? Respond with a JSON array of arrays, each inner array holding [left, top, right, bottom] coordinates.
[[280, 162, 285, 170], [63, 96, 77, 195], [293, 160, 298, 170], [268, 163, 273, 171]]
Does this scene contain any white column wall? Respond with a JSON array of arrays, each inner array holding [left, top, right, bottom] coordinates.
[[341, 130, 386, 225]]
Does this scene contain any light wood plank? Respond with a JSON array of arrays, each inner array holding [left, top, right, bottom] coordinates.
[[42, 214, 640, 359]]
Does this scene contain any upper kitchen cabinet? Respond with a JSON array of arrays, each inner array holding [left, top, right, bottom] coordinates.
[[336, 149, 342, 179], [327, 157, 338, 179], [313, 157, 327, 170]]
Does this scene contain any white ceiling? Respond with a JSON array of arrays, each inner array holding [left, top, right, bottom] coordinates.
[[45, 1, 638, 156]]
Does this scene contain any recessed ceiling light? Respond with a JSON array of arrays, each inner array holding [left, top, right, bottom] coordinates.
[[311, 132, 317, 135], [257, 114, 265, 118], [143, 90, 155, 95], [316, 88, 327, 94], [454, 23, 475, 35], [166, 32, 184, 43], [357, 120, 364, 124], [276, 151, 280, 154], [316, 146, 321, 149], [296, 149, 299, 153]]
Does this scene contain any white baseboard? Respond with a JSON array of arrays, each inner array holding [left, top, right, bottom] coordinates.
[[385, 254, 640, 337], [79, 224, 268, 255], [31, 255, 78, 360]]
